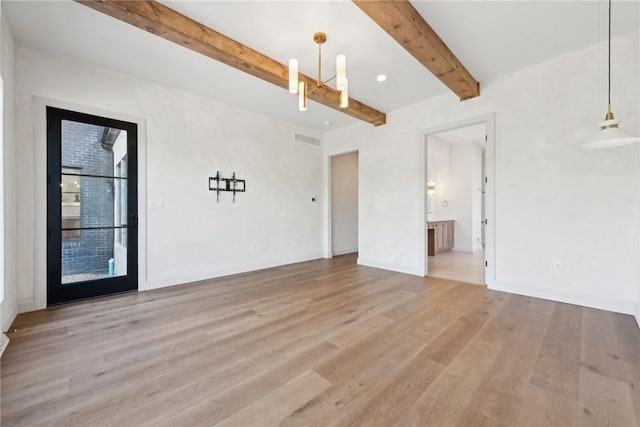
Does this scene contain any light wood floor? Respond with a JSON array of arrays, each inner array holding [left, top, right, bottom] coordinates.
[[428, 249, 485, 285], [2, 254, 640, 426]]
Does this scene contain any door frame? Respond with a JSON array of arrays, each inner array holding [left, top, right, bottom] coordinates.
[[325, 149, 359, 259], [24, 97, 147, 312], [327, 150, 360, 258], [46, 106, 139, 305], [419, 113, 496, 286]]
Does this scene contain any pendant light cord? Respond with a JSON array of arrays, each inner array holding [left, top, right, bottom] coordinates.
[[608, 0, 611, 107]]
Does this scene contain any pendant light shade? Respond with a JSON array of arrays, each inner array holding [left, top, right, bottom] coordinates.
[[585, 0, 640, 149], [585, 112, 640, 148], [586, 126, 640, 149]]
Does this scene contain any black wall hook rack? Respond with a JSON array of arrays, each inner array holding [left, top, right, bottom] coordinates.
[[209, 171, 246, 203]]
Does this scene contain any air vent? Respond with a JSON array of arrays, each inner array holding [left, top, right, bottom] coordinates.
[[294, 132, 320, 146]]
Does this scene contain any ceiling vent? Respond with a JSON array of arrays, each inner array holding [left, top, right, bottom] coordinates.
[[294, 132, 320, 146]]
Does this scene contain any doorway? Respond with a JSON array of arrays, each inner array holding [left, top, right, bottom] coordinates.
[[330, 151, 359, 257], [46, 107, 138, 305], [423, 115, 495, 286]]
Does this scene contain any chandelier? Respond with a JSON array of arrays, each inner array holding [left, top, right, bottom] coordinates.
[[288, 32, 348, 111]]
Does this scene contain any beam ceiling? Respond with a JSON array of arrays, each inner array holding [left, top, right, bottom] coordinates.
[[75, 0, 387, 126], [353, 0, 480, 101]]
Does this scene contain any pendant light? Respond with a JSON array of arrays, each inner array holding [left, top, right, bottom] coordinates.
[[584, 0, 640, 149]]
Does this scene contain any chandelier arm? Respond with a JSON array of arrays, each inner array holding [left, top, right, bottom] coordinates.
[[305, 75, 339, 96], [307, 83, 322, 95], [323, 75, 337, 85]]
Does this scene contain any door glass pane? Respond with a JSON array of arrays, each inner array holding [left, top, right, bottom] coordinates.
[[61, 228, 127, 284], [61, 167, 81, 240], [61, 119, 128, 284], [60, 175, 128, 228], [61, 120, 128, 177]]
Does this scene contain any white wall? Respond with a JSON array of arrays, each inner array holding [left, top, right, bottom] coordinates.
[[637, 4, 640, 328], [14, 46, 324, 312], [331, 151, 358, 255], [449, 143, 483, 252], [449, 144, 470, 250], [426, 139, 451, 220], [325, 30, 640, 314], [0, 81, 3, 307], [1, 11, 16, 331]]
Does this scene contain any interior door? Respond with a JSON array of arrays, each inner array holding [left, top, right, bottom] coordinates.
[[47, 107, 138, 305]]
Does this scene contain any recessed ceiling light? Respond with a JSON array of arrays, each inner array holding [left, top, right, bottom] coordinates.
[[324, 121, 332, 126], [376, 74, 387, 82]]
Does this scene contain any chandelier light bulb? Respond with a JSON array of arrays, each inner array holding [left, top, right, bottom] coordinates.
[[336, 54, 347, 91], [340, 79, 349, 109], [298, 81, 307, 111], [288, 59, 298, 94]]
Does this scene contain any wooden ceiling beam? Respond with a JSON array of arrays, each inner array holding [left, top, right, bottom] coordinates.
[[353, 0, 480, 101], [75, 0, 386, 126]]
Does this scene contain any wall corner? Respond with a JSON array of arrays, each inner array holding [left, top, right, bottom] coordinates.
[[0, 332, 9, 358]]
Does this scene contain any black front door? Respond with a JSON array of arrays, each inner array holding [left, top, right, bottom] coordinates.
[[47, 107, 138, 305]]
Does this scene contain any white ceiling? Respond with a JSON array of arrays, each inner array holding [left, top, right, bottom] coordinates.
[[3, 1, 639, 131]]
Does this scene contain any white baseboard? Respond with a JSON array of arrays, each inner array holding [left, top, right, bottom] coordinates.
[[332, 248, 358, 256], [635, 304, 640, 329], [0, 333, 9, 358], [489, 281, 636, 315], [18, 299, 41, 314], [143, 253, 325, 291], [357, 257, 423, 277], [2, 301, 18, 332]]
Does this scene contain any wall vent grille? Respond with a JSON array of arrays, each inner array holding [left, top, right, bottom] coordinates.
[[294, 132, 320, 146]]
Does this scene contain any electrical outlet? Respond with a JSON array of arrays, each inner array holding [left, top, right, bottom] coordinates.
[[553, 260, 562, 273]]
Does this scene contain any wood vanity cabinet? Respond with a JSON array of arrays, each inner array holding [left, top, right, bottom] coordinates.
[[427, 220, 454, 256]]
